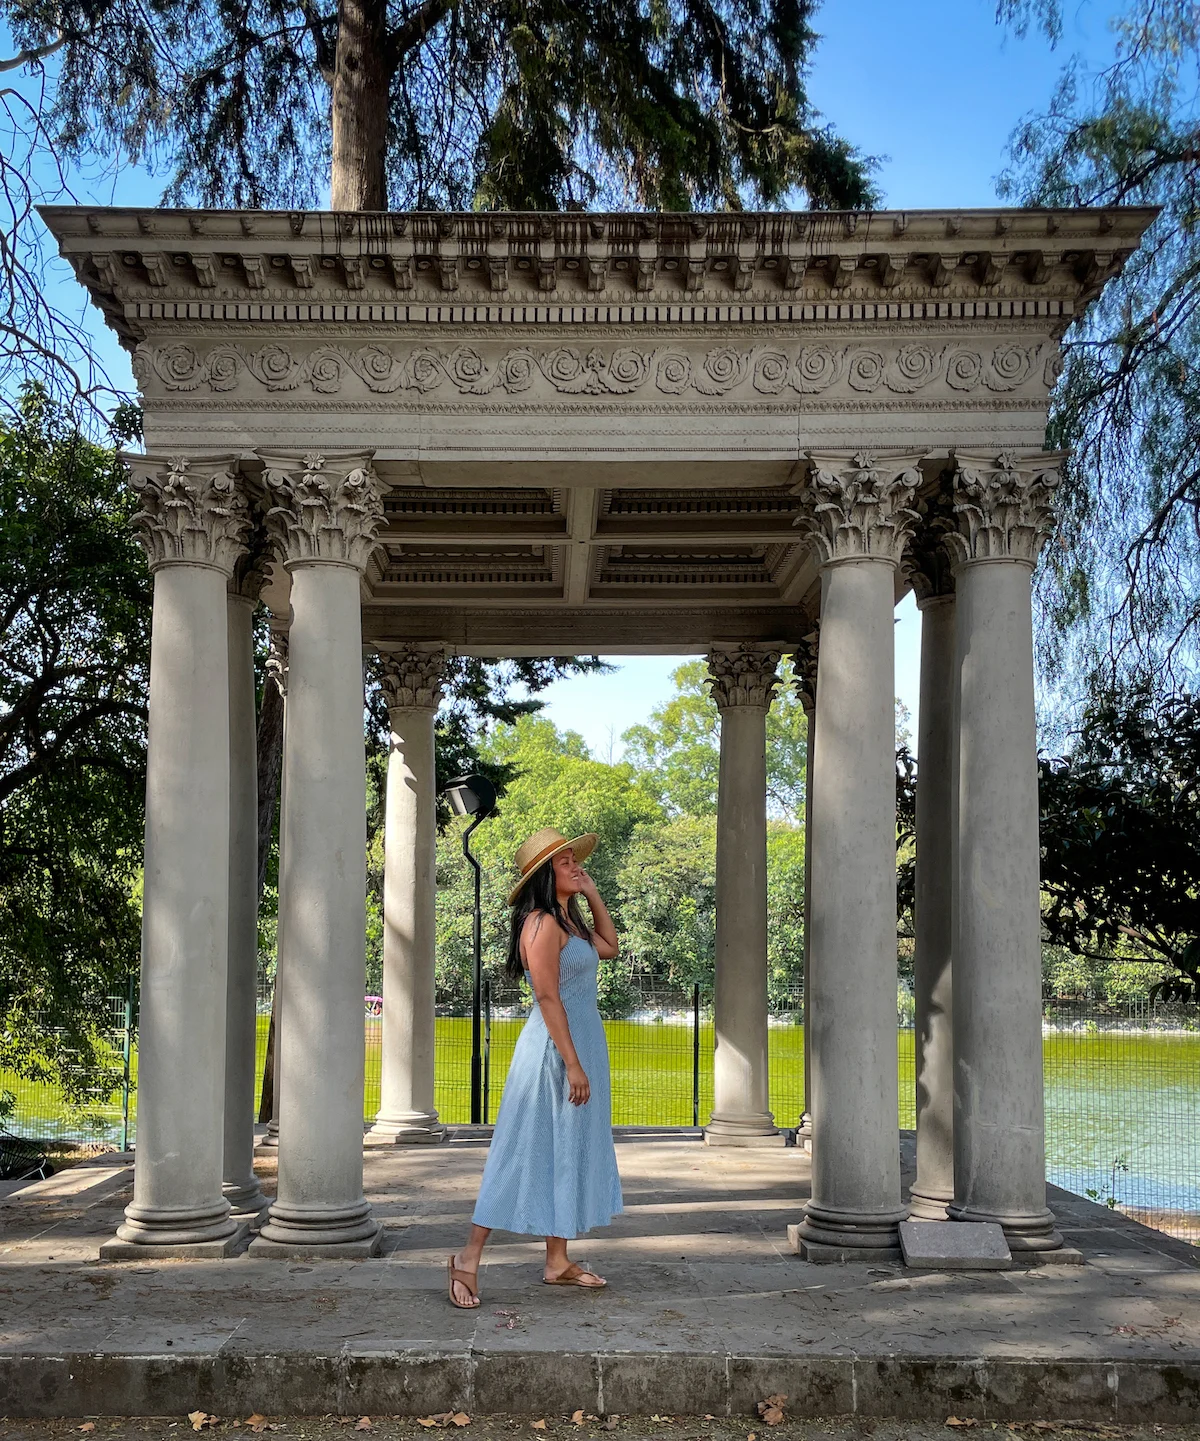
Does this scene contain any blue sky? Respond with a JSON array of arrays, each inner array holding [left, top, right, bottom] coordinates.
[[17, 0, 1124, 757]]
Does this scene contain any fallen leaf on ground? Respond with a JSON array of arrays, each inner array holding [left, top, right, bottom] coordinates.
[[355, 1420, 372, 1432], [246, 1417, 267, 1433], [946, 1419, 981, 1429], [416, 1421, 437, 1429], [571, 1413, 585, 1426], [531, 1423, 547, 1432], [451, 1416, 471, 1428], [600, 1420, 619, 1431], [188, 1415, 219, 1433], [756, 1395, 787, 1426], [78, 1425, 95, 1433]]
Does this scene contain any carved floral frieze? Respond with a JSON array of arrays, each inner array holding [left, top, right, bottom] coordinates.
[[134, 340, 1055, 401]]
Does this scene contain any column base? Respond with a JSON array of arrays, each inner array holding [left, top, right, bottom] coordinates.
[[101, 1215, 248, 1261], [223, 1178, 270, 1222], [948, 1200, 1064, 1256], [249, 1222, 384, 1261], [907, 1184, 954, 1221], [793, 1199, 908, 1255], [796, 1113, 813, 1155], [704, 1111, 784, 1147], [257, 1119, 280, 1150], [253, 1197, 382, 1256], [111, 1198, 242, 1249], [365, 1111, 447, 1145], [787, 1223, 901, 1265]]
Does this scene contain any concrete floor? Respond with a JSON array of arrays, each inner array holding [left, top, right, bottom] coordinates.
[[0, 1133, 1197, 1421]]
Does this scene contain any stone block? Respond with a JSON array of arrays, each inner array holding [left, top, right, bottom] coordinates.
[[599, 1352, 728, 1418], [703, 1130, 787, 1148], [473, 1350, 598, 1414], [899, 1220, 1012, 1270], [99, 1222, 249, 1261], [247, 1226, 384, 1261], [789, 1230, 901, 1265]]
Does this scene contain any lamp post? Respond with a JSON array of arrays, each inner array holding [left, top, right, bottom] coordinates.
[[444, 774, 497, 1124]]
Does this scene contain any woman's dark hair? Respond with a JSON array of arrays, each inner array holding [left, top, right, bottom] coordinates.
[[506, 857, 592, 979]]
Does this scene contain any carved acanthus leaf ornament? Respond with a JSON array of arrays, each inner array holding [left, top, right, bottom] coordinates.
[[903, 486, 958, 602], [706, 645, 782, 710], [796, 452, 924, 565], [126, 453, 251, 573], [793, 627, 820, 712], [260, 449, 385, 570], [946, 451, 1064, 566], [379, 645, 449, 711]]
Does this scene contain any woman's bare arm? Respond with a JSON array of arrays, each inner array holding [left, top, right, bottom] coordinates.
[[523, 912, 590, 1105], [578, 874, 619, 959]]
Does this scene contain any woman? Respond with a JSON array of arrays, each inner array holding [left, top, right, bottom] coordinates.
[[447, 826, 623, 1309]]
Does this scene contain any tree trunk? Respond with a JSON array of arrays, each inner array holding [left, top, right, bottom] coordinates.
[[330, 0, 391, 210], [256, 674, 285, 1123]]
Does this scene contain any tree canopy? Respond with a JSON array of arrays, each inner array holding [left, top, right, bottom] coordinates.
[[997, 0, 1200, 700], [6, 0, 876, 212]]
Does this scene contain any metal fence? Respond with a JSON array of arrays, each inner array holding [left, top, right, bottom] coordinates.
[[4, 988, 1197, 1245]]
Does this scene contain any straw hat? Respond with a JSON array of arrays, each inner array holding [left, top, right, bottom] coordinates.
[[507, 826, 598, 906]]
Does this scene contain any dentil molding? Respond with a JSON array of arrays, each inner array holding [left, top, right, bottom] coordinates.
[[133, 339, 1057, 402]]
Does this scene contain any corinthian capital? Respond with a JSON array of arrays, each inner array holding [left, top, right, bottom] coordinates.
[[793, 627, 820, 713], [796, 451, 924, 565], [707, 644, 782, 711], [945, 450, 1064, 566], [125, 453, 251, 574], [379, 644, 449, 711], [903, 486, 957, 604], [259, 449, 384, 571]]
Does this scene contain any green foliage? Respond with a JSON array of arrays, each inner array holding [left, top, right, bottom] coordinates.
[[9, 0, 877, 212], [621, 658, 810, 820], [1039, 684, 1200, 997], [0, 389, 149, 1103], [765, 821, 805, 1009], [618, 813, 717, 988], [996, 1, 1200, 696]]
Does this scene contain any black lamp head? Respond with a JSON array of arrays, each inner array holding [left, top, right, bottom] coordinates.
[[444, 773, 497, 818]]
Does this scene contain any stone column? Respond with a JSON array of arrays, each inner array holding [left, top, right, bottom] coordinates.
[[792, 452, 922, 1261], [794, 631, 818, 1152], [222, 575, 269, 1219], [250, 451, 385, 1258], [367, 644, 449, 1144], [905, 531, 957, 1221], [946, 451, 1065, 1257], [101, 456, 250, 1259], [704, 644, 784, 1147]]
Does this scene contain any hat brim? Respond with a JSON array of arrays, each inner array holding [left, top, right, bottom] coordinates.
[[506, 832, 598, 906]]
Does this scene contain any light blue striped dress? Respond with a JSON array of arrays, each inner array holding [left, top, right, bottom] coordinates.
[[473, 933, 624, 1238]]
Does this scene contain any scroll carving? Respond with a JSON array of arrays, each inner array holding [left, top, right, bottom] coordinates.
[[795, 452, 923, 565], [706, 645, 782, 711], [260, 449, 385, 571], [135, 340, 1048, 401], [945, 451, 1063, 566], [126, 453, 250, 574], [379, 644, 449, 711]]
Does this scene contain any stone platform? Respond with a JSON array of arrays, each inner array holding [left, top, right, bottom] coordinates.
[[0, 1132, 1196, 1422]]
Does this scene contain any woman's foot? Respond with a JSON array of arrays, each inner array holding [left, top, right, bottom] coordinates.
[[448, 1251, 480, 1308], [543, 1260, 606, 1287]]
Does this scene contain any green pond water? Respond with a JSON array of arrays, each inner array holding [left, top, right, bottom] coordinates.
[[7, 1018, 1197, 1217]]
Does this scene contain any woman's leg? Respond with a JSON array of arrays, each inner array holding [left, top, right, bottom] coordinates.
[[451, 1223, 490, 1307], [544, 1235, 605, 1285]]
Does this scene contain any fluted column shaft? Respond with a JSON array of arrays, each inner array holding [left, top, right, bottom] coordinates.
[[704, 645, 783, 1147], [103, 455, 251, 1258], [794, 452, 922, 1258], [223, 589, 269, 1218], [909, 590, 957, 1220], [368, 647, 448, 1144], [947, 452, 1065, 1255], [795, 635, 818, 1150], [251, 450, 384, 1258]]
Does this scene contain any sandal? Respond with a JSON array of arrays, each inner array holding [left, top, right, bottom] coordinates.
[[447, 1254, 480, 1309], [543, 1262, 606, 1288]]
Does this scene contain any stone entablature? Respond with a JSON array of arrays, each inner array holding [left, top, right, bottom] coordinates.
[[37, 203, 1154, 654]]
